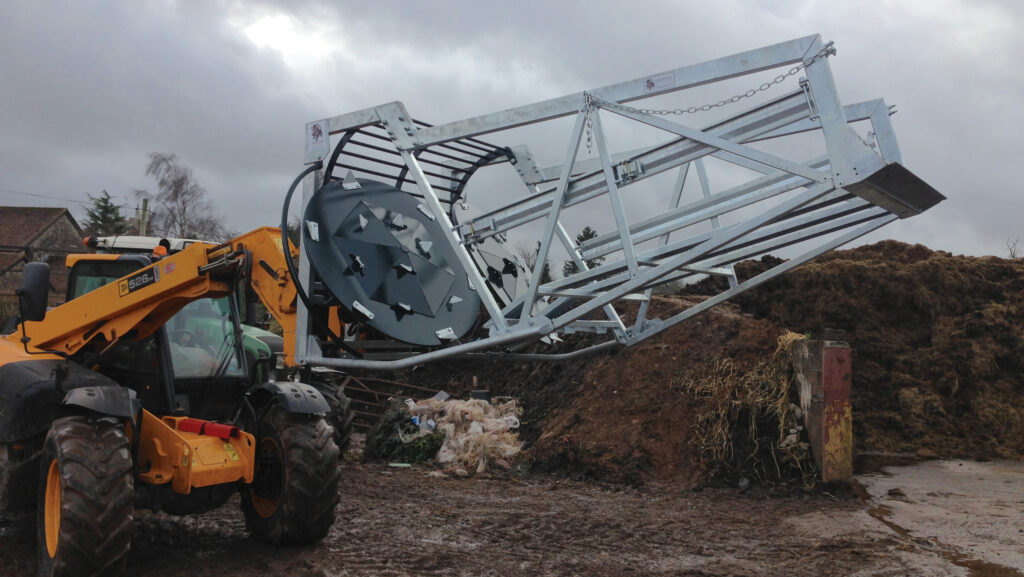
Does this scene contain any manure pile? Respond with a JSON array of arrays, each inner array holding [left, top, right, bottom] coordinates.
[[389, 298, 794, 486], [382, 241, 1024, 484], [717, 241, 1024, 460]]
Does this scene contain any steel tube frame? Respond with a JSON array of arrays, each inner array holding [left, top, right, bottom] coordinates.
[[291, 34, 940, 368], [633, 161, 689, 330], [515, 197, 883, 314], [518, 108, 589, 324], [625, 215, 897, 345], [400, 149, 511, 333], [456, 90, 815, 242], [464, 95, 887, 245], [555, 221, 628, 339], [406, 35, 821, 146]]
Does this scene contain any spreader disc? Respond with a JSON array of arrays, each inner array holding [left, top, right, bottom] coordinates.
[[303, 179, 481, 346]]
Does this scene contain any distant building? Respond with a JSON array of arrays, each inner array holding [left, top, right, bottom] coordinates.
[[0, 206, 86, 308]]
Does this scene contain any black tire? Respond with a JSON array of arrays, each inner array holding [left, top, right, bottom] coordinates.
[[240, 406, 340, 545], [37, 416, 134, 577], [311, 377, 354, 455]]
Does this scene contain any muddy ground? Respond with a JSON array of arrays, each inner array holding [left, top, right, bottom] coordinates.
[[3, 455, 1022, 577]]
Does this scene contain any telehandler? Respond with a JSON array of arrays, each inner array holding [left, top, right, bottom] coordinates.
[[74, 232, 354, 452], [1, 228, 345, 576]]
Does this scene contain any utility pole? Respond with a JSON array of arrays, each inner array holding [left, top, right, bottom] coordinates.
[[140, 198, 149, 236]]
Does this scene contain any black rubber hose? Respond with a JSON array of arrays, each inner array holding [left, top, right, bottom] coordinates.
[[280, 164, 361, 358], [280, 162, 321, 315]]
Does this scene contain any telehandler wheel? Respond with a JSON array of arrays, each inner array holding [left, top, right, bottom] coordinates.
[[241, 406, 340, 545], [37, 416, 134, 577], [311, 378, 354, 454]]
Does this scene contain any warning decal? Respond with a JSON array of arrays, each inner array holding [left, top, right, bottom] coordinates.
[[643, 71, 675, 94]]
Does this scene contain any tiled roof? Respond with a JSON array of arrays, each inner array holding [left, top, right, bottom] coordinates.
[[0, 252, 24, 273], [0, 206, 80, 246]]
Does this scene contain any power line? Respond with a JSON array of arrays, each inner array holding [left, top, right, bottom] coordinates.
[[0, 186, 92, 207], [0, 186, 162, 216], [2, 186, 179, 226]]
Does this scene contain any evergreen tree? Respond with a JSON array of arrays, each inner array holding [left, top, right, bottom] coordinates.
[[562, 226, 603, 277], [286, 216, 301, 246], [538, 242, 553, 285], [84, 190, 129, 235]]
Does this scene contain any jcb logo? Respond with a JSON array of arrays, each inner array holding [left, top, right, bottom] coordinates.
[[118, 267, 160, 297]]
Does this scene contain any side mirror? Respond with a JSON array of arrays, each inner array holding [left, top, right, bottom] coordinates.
[[16, 262, 50, 322]]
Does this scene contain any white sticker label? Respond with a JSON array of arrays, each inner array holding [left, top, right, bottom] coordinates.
[[305, 220, 320, 242], [643, 71, 675, 94], [305, 120, 329, 156]]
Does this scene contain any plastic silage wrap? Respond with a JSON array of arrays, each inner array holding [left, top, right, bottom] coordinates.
[[410, 397, 523, 475]]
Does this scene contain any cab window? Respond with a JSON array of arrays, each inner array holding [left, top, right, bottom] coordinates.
[[66, 258, 148, 301], [167, 298, 244, 379]]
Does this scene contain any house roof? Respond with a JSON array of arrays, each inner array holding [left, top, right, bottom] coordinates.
[[0, 252, 24, 274], [0, 206, 82, 247]]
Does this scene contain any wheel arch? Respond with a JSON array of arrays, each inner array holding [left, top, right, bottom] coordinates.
[[248, 381, 331, 415], [0, 358, 127, 443]]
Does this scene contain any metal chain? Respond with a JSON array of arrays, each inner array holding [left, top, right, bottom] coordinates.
[[585, 41, 836, 126], [584, 92, 595, 153]]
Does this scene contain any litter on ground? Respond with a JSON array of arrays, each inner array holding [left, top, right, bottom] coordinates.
[[365, 395, 523, 476]]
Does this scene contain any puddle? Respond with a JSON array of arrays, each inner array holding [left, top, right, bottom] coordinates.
[[940, 550, 1024, 577], [864, 469, 1024, 577], [854, 451, 924, 475], [866, 503, 914, 540]]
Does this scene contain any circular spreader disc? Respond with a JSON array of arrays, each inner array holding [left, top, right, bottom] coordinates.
[[303, 179, 481, 346]]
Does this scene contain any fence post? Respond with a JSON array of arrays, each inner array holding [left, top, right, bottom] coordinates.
[[793, 335, 853, 483]]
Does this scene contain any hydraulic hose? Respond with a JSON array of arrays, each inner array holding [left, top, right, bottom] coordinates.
[[280, 162, 321, 316], [279, 163, 361, 358]]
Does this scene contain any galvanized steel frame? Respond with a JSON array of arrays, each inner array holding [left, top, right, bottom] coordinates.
[[294, 34, 935, 369]]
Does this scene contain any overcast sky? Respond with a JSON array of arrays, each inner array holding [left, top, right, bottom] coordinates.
[[2, 0, 1021, 258]]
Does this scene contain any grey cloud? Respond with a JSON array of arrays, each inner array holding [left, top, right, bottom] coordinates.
[[1, 0, 1019, 257]]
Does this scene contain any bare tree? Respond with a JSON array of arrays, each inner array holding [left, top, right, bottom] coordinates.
[[514, 240, 537, 270], [1008, 237, 1021, 259], [514, 240, 552, 284], [137, 152, 227, 240]]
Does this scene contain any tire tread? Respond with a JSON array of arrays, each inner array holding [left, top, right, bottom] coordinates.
[[38, 416, 133, 577]]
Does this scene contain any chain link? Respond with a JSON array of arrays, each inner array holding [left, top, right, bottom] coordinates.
[[584, 41, 836, 151], [584, 92, 595, 153]]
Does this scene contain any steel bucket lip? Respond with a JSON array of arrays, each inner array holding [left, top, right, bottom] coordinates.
[[847, 162, 946, 219]]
